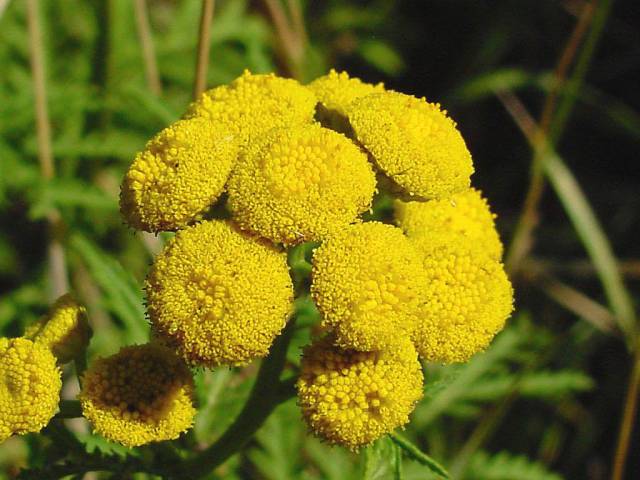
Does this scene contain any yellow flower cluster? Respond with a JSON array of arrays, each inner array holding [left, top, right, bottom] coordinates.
[[146, 220, 293, 367], [25, 293, 91, 363], [297, 337, 423, 449], [80, 343, 195, 447], [113, 69, 514, 449], [0, 337, 61, 443]]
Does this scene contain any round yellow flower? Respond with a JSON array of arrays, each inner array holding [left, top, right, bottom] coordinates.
[[0, 337, 61, 443], [79, 343, 195, 447], [146, 220, 293, 367], [120, 117, 238, 232], [347, 91, 474, 200], [297, 337, 423, 449], [395, 188, 503, 260], [186, 70, 317, 144], [227, 123, 376, 245], [311, 222, 428, 351], [411, 237, 513, 363], [25, 293, 91, 363], [308, 69, 385, 117]]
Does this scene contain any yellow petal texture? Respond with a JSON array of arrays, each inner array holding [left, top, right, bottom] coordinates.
[[80, 343, 195, 447], [411, 237, 514, 363], [146, 220, 294, 367], [186, 70, 317, 143], [311, 222, 428, 351], [347, 91, 474, 200], [308, 69, 385, 117], [119, 117, 237, 232], [297, 336, 423, 449], [227, 123, 377, 245], [395, 188, 503, 260], [24, 293, 91, 363], [0, 337, 61, 443]]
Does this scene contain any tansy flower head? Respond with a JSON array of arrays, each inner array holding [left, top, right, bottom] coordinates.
[[120, 117, 237, 232], [411, 237, 513, 363], [395, 188, 503, 260], [297, 336, 423, 449], [311, 222, 428, 351], [227, 123, 376, 245], [186, 70, 317, 144], [0, 337, 61, 443], [347, 91, 474, 200], [309, 69, 385, 118], [146, 220, 293, 367], [79, 343, 195, 447], [25, 293, 91, 363]]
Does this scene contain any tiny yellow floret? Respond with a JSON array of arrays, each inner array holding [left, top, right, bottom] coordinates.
[[79, 343, 195, 447], [311, 222, 428, 351], [395, 188, 503, 260], [297, 337, 423, 449], [146, 220, 294, 367], [347, 91, 474, 200], [0, 337, 61, 443], [186, 70, 317, 144], [308, 69, 385, 117], [120, 117, 237, 232], [227, 123, 376, 245], [25, 293, 91, 363], [411, 237, 514, 363]]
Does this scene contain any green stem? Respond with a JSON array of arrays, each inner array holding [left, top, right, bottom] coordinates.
[[541, 151, 637, 345], [611, 346, 640, 480], [176, 321, 297, 479], [388, 432, 449, 479], [55, 399, 83, 419], [549, 0, 614, 144]]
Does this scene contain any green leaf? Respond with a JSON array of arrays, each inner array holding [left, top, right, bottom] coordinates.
[[465, 451, 563, 480], [388, 433, 449, 479], [363, 437, 397, 480], [358, 40, 404, 76], [69, 234, 147, 343]]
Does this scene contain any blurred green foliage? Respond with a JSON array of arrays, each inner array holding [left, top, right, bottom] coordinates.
[[1, 0, 639, 479]]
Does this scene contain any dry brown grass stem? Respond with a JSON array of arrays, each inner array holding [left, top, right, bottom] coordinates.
[[193, 0, 215, 100], [262, 0, 305, 79], [505, 1, 595, 275], [134, 0, 162, 96], [27, 0, 68, 299]]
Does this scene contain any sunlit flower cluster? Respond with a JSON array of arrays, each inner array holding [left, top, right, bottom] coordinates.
[[114, 69, 513, 449]]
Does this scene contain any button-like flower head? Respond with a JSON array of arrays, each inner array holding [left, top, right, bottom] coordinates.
[[311, 222, 427, 351], [297, 337, 423, 449], [79, 343, 195, 447], [0, 338, 61, 443], [347, 91, 473, 200], [25, 293, 91, 363], [120, 117, 238, 232], [228, 123, 376, 245], [146, 220, 294, 367], [186, 70, 317, 144], [395, 188, 503, 260], [412, 237, 513, 363], [309, 69, 385, 117]]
